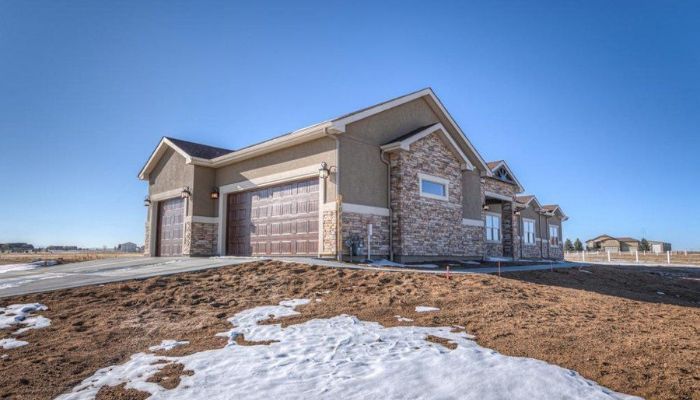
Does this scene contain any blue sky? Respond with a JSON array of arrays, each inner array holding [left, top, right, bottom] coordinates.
[[1, 1, 698, 249]]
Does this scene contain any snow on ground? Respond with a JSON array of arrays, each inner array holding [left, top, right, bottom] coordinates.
[[57, 299, 639, 400], [0, 303, 50, 333], [0, 260, 59, 274], [368, 259, 439, 269], [149, 340, 190, 352], [0, 338, 29, 349], [0, 273, 68, 290], [395, 315, 414, 322], [415, 306, 440, 313]]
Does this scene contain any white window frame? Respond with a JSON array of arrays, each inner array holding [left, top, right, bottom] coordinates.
[[523, 218, 536, 245], [418, 173, 449, 201], [549, 224, 560, 246], [485, 212, 501, 243]]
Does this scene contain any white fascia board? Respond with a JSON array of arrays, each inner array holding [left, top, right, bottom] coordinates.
[[332, 89, 491, 174], [380, 123, 475, 171], [138, 137, 194, 180], [207, 123, 331, 167], [331, 89, 433, 132]]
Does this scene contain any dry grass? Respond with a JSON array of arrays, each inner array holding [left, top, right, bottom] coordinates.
[[0, 252, 142, 266], [0, 261, 698, 400]]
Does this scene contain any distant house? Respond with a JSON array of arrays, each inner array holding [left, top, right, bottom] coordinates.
[[586, 235, 671, 253], [116, 242, 139, 253], [0, 243, 35, 253]]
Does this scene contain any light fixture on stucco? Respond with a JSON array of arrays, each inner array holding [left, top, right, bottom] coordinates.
[[144, 196, 151, 207], [319, 161, 330, 179], [210, 189, 219, 200], [181, 186, 192, 199]]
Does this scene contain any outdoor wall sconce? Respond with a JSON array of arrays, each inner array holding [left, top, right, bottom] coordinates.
[[181, 186, 192, 199], [210, 189, 220, 200], [144, 196, 151, 207], [482, 204, 490, 211], [318, 161, 330, 179], [515, 211, 521, 216]]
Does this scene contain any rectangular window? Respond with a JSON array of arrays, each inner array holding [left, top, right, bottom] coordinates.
[[549, 225, 559, 245], [418, 173, 449, 201], [486, 214, 501, 242], [523, 219, 536, 245]]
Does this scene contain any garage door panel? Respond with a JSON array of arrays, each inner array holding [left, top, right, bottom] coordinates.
[[158, 197, 184, 257], [227, 178, 319, 256]]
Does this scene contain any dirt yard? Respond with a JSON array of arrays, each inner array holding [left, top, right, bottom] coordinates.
[[0, 262, 698, 400]]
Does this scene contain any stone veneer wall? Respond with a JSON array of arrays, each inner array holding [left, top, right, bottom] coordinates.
[[521, 241, 543, 258], [187, 222, 218, 256], [322, 210, 338, 257], [547, 243, 564, 260], [389, 133, 481, 259], [143, 220, 151, 256], [341, 212, 390, 258]]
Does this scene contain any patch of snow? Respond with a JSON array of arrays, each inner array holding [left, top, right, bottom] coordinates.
[[415, 306, 440, 313], [579, 269, 593, 274], [395, 315, 414, 322], [0, 273, 69, 290], [57, 299, 640, 400], [485, 256, 512, 262], [149, 340, 189, 352], [369, 259, 404, 267], [369, 259, 439, 269], [0, 338, 28, 349], [0, 303, 50, 333], [0, 260, 59, 274], [656, 291, 665, 295]]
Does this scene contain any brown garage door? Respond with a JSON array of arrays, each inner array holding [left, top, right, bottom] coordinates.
[[227, 178, 319, 256], [158, 197, 184, 256]]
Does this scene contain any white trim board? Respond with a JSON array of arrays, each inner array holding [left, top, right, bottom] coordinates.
[[484, 191, 513, 202], [218, 165, 320, 194], [418, 173, 450, 201], [342, 203, 390, 217], [187, 216, 219, 224], [462, 218, 484, 227]]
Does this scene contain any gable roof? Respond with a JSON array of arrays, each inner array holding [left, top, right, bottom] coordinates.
[[542, 204, 569, 220], [138, 137, 234, 180], [139, 88, 492, 180], [515, 195, 543, 209], [486, 160, 525, 193], [165, 137, 233, 159], [380, 123, 475, 170]]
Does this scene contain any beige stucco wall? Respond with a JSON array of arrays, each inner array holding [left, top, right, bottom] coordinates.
[[192, 166, 217, 217], [215, 137, 337, 202], [149, 148, 194, 195], [339, 97, 489, 210], [462, 170, 482, 220]]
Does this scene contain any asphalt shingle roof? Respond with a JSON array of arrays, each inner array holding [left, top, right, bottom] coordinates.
[[166, 137, 234, 160]]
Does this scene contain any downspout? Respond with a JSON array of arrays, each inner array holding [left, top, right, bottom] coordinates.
[[539, 213, 544, 258], [380, 150, 394, 261]]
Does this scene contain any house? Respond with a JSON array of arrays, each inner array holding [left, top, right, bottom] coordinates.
[[138, 88, 567, 261], [116, 242, 139, 253], [514, 195, 569, 259], [586, 235, 672, 253]]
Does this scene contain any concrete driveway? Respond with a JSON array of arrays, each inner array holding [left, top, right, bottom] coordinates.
[[0, 257, 258, 298]]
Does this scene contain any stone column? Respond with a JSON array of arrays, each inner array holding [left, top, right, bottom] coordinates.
[[502, 201, 514, 258]]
